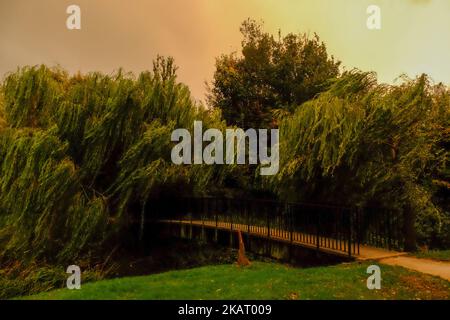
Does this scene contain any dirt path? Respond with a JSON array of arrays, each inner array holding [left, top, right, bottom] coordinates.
[[380, 256, 450, 281]]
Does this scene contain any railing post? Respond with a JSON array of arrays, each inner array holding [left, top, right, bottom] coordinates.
[[316, 211, 320, 251], [202, 198, 205, 226], [190, 211, 193, 240], [215, 205, 218, 228], [230, 199, 233, 231], [357, 207, 361, 255], [214, 198, 218, 243], [289, 204, 293, 244], [387, 209, 392, 251], [179, 200, 182, 225], [267, 205, 270, 238], [348, 208, 352, 257], [247, 200, 250, 234]]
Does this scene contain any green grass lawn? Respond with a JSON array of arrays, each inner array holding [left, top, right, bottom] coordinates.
[[21, 262, 450, 300], [413, 250, 450, 262]]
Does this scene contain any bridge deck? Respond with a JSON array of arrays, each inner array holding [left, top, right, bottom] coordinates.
[[158, 219, 406, 261]]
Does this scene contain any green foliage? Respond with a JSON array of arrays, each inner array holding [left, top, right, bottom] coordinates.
[[267, 70, 449, 246], [208, 19, 341, 128], [0, 59, 235, 266], [0, 34, 449, 301], [21, 262, 450, 300], [413, 249, 450, 262], [1, 63, 448, 264], [0, 262, 104, 300]]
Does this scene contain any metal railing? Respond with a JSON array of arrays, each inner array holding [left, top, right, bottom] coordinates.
[[148, 197, 404, 257]]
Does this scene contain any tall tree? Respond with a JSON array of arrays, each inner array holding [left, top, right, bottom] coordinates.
[[208, 19, 341, 129]]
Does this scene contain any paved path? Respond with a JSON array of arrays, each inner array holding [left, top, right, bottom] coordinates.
[[380, 256, 450, 281], [159, 219, 450, 282]]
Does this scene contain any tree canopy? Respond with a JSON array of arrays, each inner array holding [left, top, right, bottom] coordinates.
[[0, 26, 449, 271], [208, 19, 341, 129], [0, 59, 244, 264], [267, 71, 449, 247]]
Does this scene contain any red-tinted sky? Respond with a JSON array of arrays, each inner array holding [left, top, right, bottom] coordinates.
[[1, 0, 449, 102]]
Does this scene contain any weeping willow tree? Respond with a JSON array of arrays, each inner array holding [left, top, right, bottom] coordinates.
[[266, 70, 449, 248], [0, 58, 243, 266], [1, 59, 448, 267]]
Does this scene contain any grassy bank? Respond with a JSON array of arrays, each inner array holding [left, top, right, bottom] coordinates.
[[413, 250, 450, 262], [22, 262, 450, 300]]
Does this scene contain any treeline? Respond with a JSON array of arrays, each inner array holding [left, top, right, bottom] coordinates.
[[0, 19, 448, 298], [210, 20, 449, 248], [0, 57, 245, 267], [270, 72, 449, 249]]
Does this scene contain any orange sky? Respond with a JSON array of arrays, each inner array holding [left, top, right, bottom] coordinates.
[[1, 0, 449, 102]]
